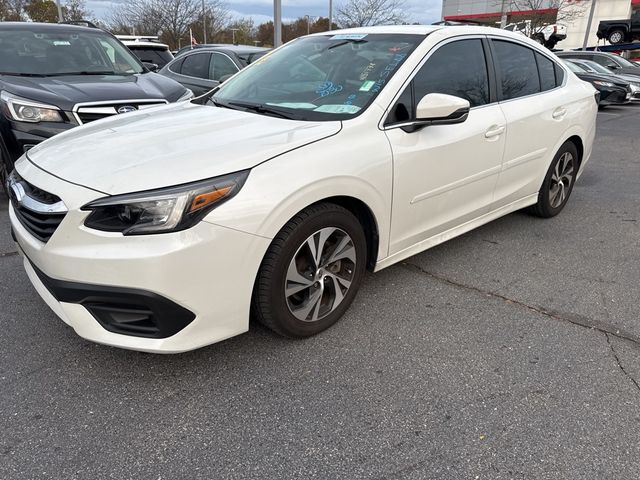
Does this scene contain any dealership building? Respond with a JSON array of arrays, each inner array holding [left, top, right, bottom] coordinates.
[[441, 0, 640, 50]]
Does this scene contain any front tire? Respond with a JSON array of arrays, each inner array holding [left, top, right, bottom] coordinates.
[[608, 29, 625, 44], [529, 141, 578, 218], [252, 203, 367, 338]]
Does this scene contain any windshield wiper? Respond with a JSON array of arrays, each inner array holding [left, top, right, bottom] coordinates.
[[45, 71, 125, 76], [0, 72, 46, 77], [226, 101, 303, 120]]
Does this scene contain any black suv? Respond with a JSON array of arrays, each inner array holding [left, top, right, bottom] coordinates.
[[0, 22, 192, 191]]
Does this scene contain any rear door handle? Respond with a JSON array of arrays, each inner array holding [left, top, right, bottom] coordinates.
[[552, 107, 567, 119], [485, 125, 505, 138]]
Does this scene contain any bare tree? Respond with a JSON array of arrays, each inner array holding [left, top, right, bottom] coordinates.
[[107, 0, 227, 48], [63, 0, 90, 21], [1, 0, 28, 20], [336, 0, 409, 28]]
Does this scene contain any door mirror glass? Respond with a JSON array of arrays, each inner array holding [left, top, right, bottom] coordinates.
[[415, 93, 470, 125]]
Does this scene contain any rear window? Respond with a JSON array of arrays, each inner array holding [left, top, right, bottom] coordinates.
[[128, 46, 173, 66]]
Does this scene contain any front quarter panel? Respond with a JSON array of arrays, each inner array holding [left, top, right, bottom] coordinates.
[[204, 107, 394, 263]]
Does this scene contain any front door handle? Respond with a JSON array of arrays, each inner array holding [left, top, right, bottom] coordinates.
[[485, 125, 505, 138], [552, 107, 567, 119]]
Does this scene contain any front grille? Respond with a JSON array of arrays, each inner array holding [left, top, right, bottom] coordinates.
[[8, 172, 66, 243], [75, 100, 168, 124]]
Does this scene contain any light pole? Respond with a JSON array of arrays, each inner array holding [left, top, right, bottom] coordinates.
[[274, 0, 282, 47], [202, 0, 207, 44], [230, 28, 239, 44], [304, 15, 311, 35], [582, 0, 598, 50], [329, 0, 333, 30], [55, 0, 63, 22]]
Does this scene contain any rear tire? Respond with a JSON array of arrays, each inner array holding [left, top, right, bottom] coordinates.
[[608, 29, 625, 45], [529, 141, 578, 218], [252, 203, 367, 338]]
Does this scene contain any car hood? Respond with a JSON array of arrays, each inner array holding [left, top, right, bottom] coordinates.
[[0, 72, 186, 110], [26, 102, 341, 195]]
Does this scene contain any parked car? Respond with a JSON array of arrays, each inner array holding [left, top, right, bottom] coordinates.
[[0, 22, 193, 193], [116, 35, 174, 70], [597, 10, 640, 44], [567, 58, 640, 101], [7, 26, 597, 353], [159, 46, 270, 95], [503, 20, 567, 49], [556, 51, 640, 77], [562, 60, 631, 106]]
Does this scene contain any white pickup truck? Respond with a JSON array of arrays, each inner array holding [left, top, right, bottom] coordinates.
[[504, 20, 567, 49]]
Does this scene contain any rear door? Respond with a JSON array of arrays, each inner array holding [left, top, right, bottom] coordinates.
[[209, 52, 240, 83], [490, 39, 569, 206]]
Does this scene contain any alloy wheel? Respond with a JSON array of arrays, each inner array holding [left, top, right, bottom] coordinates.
[[285, 227, 356, 322], [549, 152, 574, 208]]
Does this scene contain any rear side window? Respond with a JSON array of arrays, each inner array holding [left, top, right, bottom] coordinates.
[[181, 53, 211, 78], [554, 63, 565, 85], [412, 39, 490, 108], [492, 40, 541, 100], [536, 53, 556, 91], [210, 53, 238, 81]]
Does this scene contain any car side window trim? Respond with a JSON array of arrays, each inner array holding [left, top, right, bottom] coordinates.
[[380, 34, 496, 130]]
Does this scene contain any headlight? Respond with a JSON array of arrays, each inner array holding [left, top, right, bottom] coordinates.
[[177, 89, 195, 102], [0, 91, 64, 123], [629, 83, 640, 92], [82, 170, 249, 235], [592, 81, 615, 87]]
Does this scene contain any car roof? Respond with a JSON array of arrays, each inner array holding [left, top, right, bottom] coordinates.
[[184, 46, 269, 54], [0, 21, 100, 34], [122, 41, 170, 49]]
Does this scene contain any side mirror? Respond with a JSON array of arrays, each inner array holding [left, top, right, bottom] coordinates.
[[606, 63, 619, 70], [143, 62, 159, 72], [415, 93, 470, 125]]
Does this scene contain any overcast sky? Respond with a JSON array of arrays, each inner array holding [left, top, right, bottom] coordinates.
[[87, 0, 443, 26]]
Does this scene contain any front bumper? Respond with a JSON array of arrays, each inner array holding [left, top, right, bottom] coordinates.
[[10, 163, 271, 353]]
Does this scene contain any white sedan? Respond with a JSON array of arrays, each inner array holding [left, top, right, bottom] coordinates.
[[7, 25, 597, 353]]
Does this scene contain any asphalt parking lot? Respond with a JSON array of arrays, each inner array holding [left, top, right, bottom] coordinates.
[[1, 105, 639, 479]]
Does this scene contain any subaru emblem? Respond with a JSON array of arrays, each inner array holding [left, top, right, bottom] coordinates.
[[117, 105, 137, 114]]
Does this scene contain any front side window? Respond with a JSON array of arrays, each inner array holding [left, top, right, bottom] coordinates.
[[181, 53, 211, 79], [0, 28, 144, 75], [492, 40, 541, 100], [213, 34, 423, 121], [412, 39, 490, 108]]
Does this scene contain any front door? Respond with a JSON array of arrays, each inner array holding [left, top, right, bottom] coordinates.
[[385, 38, 506, 255]]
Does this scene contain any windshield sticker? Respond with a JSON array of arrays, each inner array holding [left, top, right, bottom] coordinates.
[[331, 34, 368, 40], [371, 53, 408, 93], [266, 102, 317, 109], [359, 81, 375, 92], [314, 104, 361, 114], [389, 43, 411, 53], [359, 62, 376, 81], [53, 41, 71, 46], [344, 94, 357, 105], [315, 81, 343, 97]]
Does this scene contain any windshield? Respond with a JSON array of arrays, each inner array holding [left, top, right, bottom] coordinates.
[[212, 33, 423, 121], [580, 60, 612, 74], [0, 28, 144, 76], [610, 54, 639, 68], [563, 60, 583, 74]]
